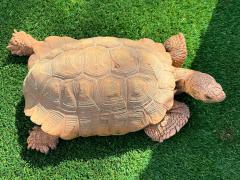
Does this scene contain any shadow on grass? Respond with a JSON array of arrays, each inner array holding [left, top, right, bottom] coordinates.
[[4, 54, 28, 66], [140, 0, 240, 179]]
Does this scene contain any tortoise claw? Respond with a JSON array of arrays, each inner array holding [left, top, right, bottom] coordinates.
[[27, 126, 59, 154]]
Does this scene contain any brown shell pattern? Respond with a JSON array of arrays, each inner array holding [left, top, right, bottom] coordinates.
[[23, 37, 175, 139]]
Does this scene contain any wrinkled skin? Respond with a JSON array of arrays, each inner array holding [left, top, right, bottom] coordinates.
[[184, 71, 226, 103]]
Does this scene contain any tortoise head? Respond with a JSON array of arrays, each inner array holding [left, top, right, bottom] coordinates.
[[185, 72, 226, 103]]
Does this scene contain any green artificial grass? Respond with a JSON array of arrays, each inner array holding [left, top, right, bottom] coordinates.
[[0, 0, 239, 179]]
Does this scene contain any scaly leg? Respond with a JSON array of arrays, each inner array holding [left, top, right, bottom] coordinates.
[[7, 30, 41, 56], [144, 101, 190, 142], [27, 126, 59, 154], [164, 33, 187, 67]]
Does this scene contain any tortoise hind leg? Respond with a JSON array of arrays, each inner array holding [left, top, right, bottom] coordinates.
[[164, 33, 187, 67], [7, 30, 40, 56], [144, 101, 190, 142], [27, 126, 59, 154]]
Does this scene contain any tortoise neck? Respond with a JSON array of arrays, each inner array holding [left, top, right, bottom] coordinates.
[[174, 68, 195, 93]]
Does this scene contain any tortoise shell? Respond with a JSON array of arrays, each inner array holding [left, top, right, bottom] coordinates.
[[23, 37, 175, 139]]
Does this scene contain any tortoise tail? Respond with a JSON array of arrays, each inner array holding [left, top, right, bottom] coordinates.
[[164, 33, 187, 67]]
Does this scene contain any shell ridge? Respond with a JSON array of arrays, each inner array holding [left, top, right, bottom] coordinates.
[[62, 80, 79, 135]]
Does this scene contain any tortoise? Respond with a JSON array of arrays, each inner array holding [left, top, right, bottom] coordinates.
[[7, 30, 226, 153]]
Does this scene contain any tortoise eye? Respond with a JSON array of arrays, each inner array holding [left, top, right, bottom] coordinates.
[[205, 95, 211, 99]]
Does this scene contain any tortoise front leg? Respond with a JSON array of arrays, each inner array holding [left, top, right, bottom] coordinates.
[[27, 126, 59, 154], [7, 30, 41, 56], [144, 101, 190, 142], [164, 33, 187, 67]]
